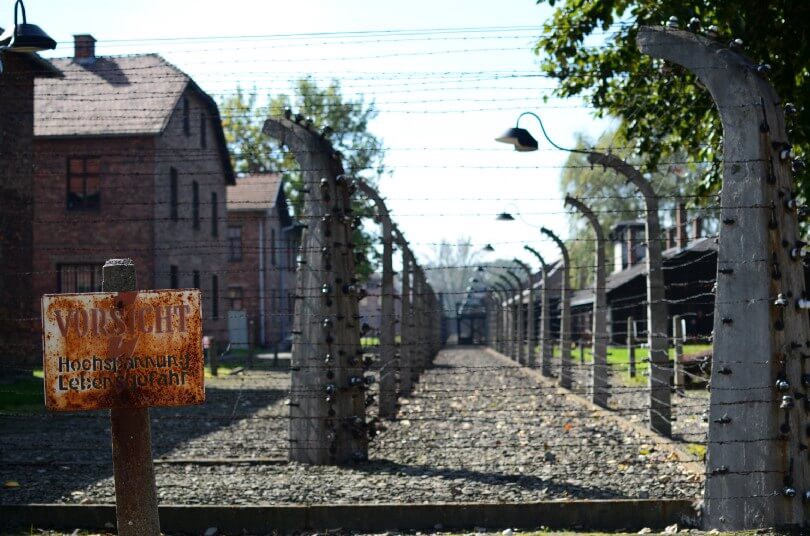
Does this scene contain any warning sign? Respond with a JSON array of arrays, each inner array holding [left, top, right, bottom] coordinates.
[[41, 289, 205, 411]]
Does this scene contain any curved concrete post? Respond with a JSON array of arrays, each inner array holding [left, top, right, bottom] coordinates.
[[395, 230, 413, 396], [355, 179, 396, 419], [497, 274, 518, 360], [524, 246, 552, 377], [514, 259, 535, 368], [505, 270, 526, 365], [489, 288, 502, 351], [639, 25, 810, 529], [264, 116, 366, 464], [413, 266, 426, 374], [492, 283, 509, 354], [564, 195, 609, 407], [586, 151, 670, 435], [541, 228, 572, 389]]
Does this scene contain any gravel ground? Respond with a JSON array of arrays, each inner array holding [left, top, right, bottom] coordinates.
[[543, 354, 709, 445], [1, 347, 702, 506]]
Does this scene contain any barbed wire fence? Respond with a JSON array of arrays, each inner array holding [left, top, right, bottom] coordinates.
[[0, 18, 808, 534]]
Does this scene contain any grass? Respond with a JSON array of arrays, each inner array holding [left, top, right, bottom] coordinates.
[[546, 344, 712, 387], [361, 335, 403, 348], [686, 443, 708, 461], [0, 372, 44, 413]]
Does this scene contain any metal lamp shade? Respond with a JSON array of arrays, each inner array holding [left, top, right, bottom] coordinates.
[[0, 22, 56, 52], [494, 127, 538, 152], [496, 212, 515, 221]]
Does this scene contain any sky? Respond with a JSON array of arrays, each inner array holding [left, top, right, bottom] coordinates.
[[24, 0, 613, 275]]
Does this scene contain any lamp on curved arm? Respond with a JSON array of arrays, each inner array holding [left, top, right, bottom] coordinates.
[[540, 227, 572, 389]]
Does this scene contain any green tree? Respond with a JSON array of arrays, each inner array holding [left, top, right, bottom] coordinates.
[[535, 1, 810, 199], [220, 77, 386, 279]]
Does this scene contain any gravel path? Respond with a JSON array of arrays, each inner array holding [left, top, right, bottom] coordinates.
[[1, 347, 702, 506], [543, 353, 709, 444]]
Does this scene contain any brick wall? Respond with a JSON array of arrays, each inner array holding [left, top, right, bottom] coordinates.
[[0, 53, 37, 366], [153, 88, 229, 341], [226, 207, 297, 348], [32, 136, 157, 301]]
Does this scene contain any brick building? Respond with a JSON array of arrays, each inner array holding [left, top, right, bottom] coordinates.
[[31, 35, 234, 341], [226, 174, 299, 349], [0, 48, 60, 365]]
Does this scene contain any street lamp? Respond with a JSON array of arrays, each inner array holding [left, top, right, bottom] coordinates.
[[0, 0, 56, 51], [0, 0, 56, 73], [495, 112, 583, 153], [494, 114, 541, 152], [496, 212, 515, 221]]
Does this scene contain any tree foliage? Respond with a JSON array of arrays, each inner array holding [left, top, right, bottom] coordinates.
[[220, 77, 386, 279], [536, 1, 810, 199]]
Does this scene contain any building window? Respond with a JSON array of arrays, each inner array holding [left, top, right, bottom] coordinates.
[[169, 167, 178, 221], [192, 270, 200, 289], [200, 112, 207, 148], [192, 181, 199, 229], [212, 275, 219, 319], [67, 157, 101, 210], [228, 226, 242, 261], [58, 264, 102, 293], [211, 191, 218, 237], [270, 228, 276, 266], [170, 265, 179, 289], [183, 97, 190, 136], [227, 287, 243, 310]]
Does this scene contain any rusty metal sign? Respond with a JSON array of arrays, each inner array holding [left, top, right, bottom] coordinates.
[[41, 289, 205, 411]]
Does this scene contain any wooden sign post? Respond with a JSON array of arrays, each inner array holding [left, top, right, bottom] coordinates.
[[40, 259, 205, 535]]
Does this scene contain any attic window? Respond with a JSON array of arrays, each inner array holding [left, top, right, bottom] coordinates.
[[67, 157, 101, 211], [183, 97, 190, 136]]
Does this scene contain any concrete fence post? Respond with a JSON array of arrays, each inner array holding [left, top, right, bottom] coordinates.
[[639, 25, 810, 528], [524, 246, 552, 377], [355, 180, 396, 419], [586, 151, 670, 436], [505, 270, 526, 365], [514, 259, 535, 367], [397, 237, 413, 395], [497, 274, 518, 361], [672, 315, 684, 394], [541, 228, 572, 389], [264, 116, 366, 464], [627, 316, 636, 378], [492, 284, 508, 355], [564, 195, 609, 407]]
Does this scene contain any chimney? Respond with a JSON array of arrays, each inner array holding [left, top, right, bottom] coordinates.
[[666, 227, 676, 250], [74, 34, 96, 64], [676, 203, 688, 248], [626, 229, 637, 267], [692, 216, 703, 241]]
